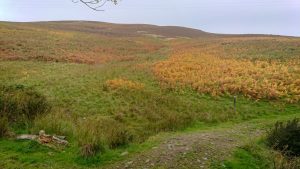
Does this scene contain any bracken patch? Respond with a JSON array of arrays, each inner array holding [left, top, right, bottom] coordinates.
[[153, 49, 300, 102]]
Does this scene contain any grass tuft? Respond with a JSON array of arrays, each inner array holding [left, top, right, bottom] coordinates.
[[32, 110, 76, 137], [76, 116, 131, 157], [0, 116, 9, 137]]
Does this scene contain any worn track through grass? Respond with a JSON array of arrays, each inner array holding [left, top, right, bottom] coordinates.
[[105, 120, 274, 169]]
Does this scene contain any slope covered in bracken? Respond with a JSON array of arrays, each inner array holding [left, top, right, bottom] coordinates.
[[154, 37, 300, 103]]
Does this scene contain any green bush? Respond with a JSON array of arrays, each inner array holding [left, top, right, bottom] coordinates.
[[0, 85, 50, 126], [266, 118, 300, 157]]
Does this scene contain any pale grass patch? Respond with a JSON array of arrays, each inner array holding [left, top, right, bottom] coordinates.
[[104, 78, 145, 90]]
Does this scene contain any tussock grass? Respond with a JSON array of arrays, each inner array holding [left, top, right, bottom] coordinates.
[[32, 110, 76, 137], [108, 88, 197, 140], [0, 116, 9, 137], [33, 111, 133, 158], [0, 84, 50, 128], [76, 116, 131, 157]]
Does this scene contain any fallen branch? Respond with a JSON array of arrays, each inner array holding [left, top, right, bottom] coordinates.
[[16, 130, 68, 146], [17, 134, 37, 140]]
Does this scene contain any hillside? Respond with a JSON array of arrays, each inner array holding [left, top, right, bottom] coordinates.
[[1, 21, 214, 38], [0, 21, 300, 169], [1, 21, 298, 64]]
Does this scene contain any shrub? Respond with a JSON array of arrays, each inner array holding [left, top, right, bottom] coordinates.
[[0, 116, 9, 137], [76, 116, 132, 157], [266, 118, 300, 157], [0, 85, 50, 126]]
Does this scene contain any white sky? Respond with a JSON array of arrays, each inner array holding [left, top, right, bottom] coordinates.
[[0, 0, 300, 36]]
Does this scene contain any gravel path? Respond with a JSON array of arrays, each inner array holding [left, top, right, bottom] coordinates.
[[105, 123, 264, 169]]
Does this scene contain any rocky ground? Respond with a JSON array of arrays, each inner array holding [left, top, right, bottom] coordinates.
[[105, 123, 264, 169]]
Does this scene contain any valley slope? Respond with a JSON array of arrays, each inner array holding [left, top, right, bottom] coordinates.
[[0, 21, 299, 169]]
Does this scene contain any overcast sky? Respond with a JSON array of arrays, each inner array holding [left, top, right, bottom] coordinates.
[[0, 0, 299, 36]]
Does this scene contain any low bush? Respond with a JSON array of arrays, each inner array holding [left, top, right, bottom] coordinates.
[[0, 85, 50, 126], [266, 118, 300, 157]]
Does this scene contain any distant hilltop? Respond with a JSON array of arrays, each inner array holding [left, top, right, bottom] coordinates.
[[0, 20, 291, 38]]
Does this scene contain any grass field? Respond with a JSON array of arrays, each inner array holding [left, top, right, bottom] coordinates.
[[0, 21, 299, 168]]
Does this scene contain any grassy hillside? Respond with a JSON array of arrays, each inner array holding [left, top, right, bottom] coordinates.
[[2, 21, 213, 38], [0, 21, 299, 168]]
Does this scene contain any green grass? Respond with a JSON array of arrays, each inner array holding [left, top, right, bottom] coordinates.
[[1, 60, 298, 130], [0, 58, 299, 168], [220, 147, 271, 169], [215, 139, 300, 169], [212, 115, 300, 169], [0, 131, 165, 169], [1, 21, 300, 168], [0, 107, 299, 169]]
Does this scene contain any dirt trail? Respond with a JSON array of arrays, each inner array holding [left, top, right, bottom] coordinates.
[[105, 123, 264, 169]]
